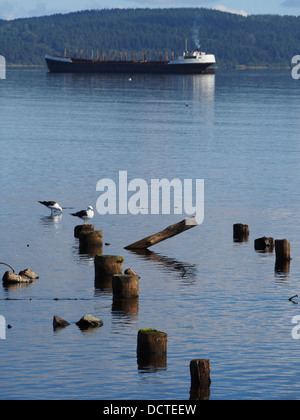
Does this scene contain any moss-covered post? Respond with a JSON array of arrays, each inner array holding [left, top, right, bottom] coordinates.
[[74, 224, 94, 238], [94, 255, 124, 278]]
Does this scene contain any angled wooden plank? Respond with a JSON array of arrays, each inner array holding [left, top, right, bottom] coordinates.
[[125, 216, 199, 250]]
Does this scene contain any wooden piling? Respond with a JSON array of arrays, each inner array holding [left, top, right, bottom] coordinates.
[[112, 274, 139, 299], [79, 230, 103, 255], [233, 223, 249, 242], [94, 255, 124, 277], [125, 217, 199, 250], [79, 230, 102, 247], [137, 329, 167, 356], [275, 239, 291, 262], [254, 236, 274, 252], [74, 224, 94, 238], [190, 359, 211, 390]]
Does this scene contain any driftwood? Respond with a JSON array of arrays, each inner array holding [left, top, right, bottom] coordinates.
[[125, 216, 199, 250]]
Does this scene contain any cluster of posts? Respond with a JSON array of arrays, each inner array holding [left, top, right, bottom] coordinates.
[[75, 219, 211, 400], [63, 48, 178, 63], [2, 216, 292, 399], [233, 223, 292, 273]]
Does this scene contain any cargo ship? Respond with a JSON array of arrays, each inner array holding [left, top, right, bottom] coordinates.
[[45, 49, 216, 74]]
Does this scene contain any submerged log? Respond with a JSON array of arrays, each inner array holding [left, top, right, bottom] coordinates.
[[125, 217, 199, 250]]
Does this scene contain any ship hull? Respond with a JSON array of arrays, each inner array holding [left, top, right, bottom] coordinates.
[[45, 56, 215, 75]]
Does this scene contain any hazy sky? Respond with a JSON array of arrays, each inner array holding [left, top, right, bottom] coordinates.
[[1, 0, 300, 20]]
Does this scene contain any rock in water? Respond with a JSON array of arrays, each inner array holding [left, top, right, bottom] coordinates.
[[53, 316, 70, 329], [76, 314, 103, 330]]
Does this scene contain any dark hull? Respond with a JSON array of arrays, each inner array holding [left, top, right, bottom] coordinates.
[[45, 57, 215, 75]]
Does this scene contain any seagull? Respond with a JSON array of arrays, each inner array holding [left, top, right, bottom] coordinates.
[[70, 206, 94, 224], [39, 201, 63, 215]]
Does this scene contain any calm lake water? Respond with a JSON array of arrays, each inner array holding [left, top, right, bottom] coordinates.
[[0, 68, 300, 400]]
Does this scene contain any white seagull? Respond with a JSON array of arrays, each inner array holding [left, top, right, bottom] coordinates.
[[70, 206, 94, 224], [39, 201, 63, 215]]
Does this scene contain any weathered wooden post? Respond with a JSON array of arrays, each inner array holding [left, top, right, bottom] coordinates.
[[112, 273, 139, 299], [275, 239, 291, 262], [254, 236, 274, 252], [275, 239, 291, 274], [74, 224, 94, 238], [190, 359, 211, 400], [137, 329, 167, 355], [79, 230, 103, 255], [233, 223, 249, 242], [79, 230, 102, 246], [137, 329, 168, 370], [94, 255, 124, 278]]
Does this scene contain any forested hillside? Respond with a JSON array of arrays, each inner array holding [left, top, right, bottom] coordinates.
[[0, 8, 300, 67]]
